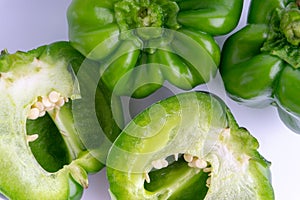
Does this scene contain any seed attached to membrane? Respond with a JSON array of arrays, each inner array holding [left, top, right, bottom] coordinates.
[[174, 153, 179, 161], [188, 157, 208, 169], [203, 167, 212, 173], [56, 98, 65, 107], [206, 177, 212, 187], [33, 101, 44, 112], [151, 159, 168, 170], [42, 96, 53, 108], [27, 108, 40, 120], [48, 91, 60, 103], [143, 172, 150, 184], [184, 154, 208, 169], [26, 134, 39, 143], [183, 154, 193, 163]]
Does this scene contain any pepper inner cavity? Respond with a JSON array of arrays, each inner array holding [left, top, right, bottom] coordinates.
[[25, 90, 71, 172], [26, 114, 71, 172], [144, 153, 212, 194]]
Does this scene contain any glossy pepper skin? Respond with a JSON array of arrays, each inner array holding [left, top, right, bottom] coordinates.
[[67, 0, 243, 98], [220, 0, 300, 133], [0, 42, 121, 200], [106, 91, 274, 199]]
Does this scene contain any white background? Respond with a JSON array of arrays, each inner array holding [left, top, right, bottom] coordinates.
[[0, 1, 300, 200]]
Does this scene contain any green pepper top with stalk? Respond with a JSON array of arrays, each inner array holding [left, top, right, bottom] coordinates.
[[106, 91, 274, 200], [67, 0, 243, 98], [220, 0, 300, 134], [0, 42, 122, 200]]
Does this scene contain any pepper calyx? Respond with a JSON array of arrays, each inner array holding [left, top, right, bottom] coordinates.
[[114, 0, 180, 41], [261, 2, 300, 68], [280, 2, 300, 46]]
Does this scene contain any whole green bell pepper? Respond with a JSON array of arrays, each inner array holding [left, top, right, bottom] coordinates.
[[106, 91, 274, 199], [67, 0, 243, 98], [220, 0, 300, 133], [0, 42, 121, 200]]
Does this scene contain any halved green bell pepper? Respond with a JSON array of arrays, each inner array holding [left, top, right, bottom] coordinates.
[[220, 0, 300, 133], [67, 0, 243, 98], [106, 91, 274, 199], [0, 42, 121, 200]]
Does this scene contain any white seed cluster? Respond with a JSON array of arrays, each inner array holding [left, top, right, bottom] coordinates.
[[27, 91, 69, 120], [183, 154, 212, 187], [174, 153, 179, 161], [144, 153, 212, 188], [183, 154, 208, 169]]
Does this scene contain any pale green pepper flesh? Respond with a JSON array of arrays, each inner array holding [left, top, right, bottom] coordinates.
[[0, 42, 121, 200]]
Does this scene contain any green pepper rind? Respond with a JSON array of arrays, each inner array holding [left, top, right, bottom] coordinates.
[[220, 0, 300, 133], [67, 0, 243, 98], [106, 91, 274, 199]]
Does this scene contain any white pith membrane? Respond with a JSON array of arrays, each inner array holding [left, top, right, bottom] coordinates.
[[26, 90, 69, 143], [143, 153, 212, 188]]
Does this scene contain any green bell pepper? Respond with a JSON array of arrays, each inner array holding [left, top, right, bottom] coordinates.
[[106, 91, 274, 199], [67, 0, 243, 98], [220, 0, 300, 133], [0, 42, 121, 200]]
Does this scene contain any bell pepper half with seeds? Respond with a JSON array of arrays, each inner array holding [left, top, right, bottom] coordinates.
[[0, 42, 121, 200], [67, 0, 243, 98], [106, 91, 274, 199], [220, 0, 300, 133]]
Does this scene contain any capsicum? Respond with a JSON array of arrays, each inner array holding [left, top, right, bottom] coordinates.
[[67, 0, 243, 98], [0, 42, 121, 200], [220, 0, 300, 133], [106, 91, 274, 199]]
